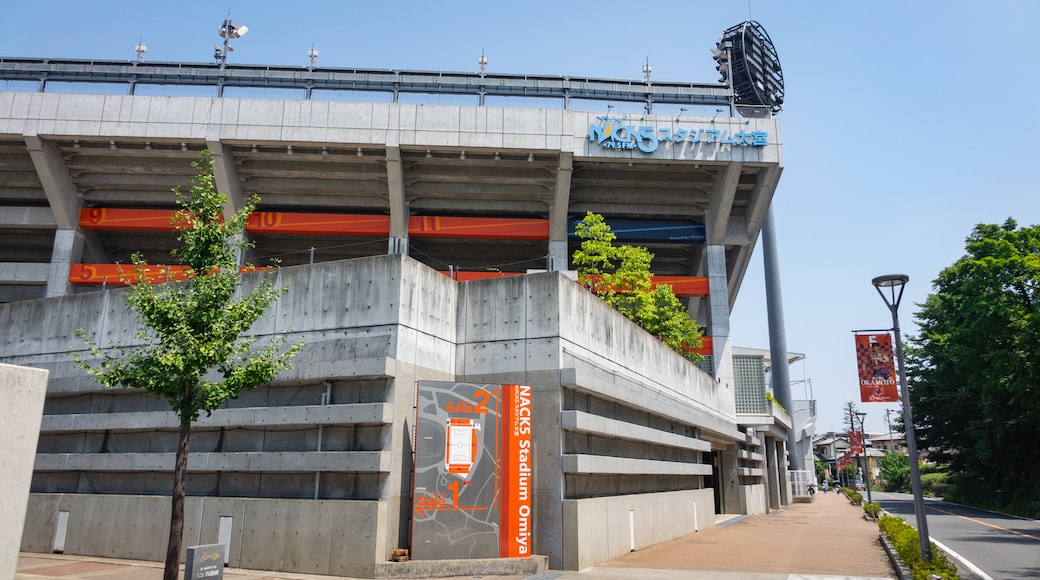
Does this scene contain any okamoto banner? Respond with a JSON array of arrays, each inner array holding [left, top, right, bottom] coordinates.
[[411, 381, 532, 560], [854, 333, 899, 403]]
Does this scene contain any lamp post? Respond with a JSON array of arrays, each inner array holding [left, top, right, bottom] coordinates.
[[872, 274, 932, 561], [855, 411, 873, 506]]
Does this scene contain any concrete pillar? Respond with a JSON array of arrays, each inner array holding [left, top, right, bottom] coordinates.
[[547, 152, 573, 271], [386, 143, 408, 255], [45, 229, 85, 297], [777, 439, 791, 507], [719, 446, 740, 514], [207, 139, 251, 265], [0, 364, 48, 580], [705, 245, 733, 389], [764, 435, 781, 511]]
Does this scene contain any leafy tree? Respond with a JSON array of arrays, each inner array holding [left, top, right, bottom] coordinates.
[[906, 219, 1040, 517], [572, 212, 703, 359], [879, 451, 910, 492], [71, 152, 302, 580]]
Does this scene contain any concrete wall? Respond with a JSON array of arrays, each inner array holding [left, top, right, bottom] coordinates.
[[22, 494, 385, 578], [0, 363, 48, 580], [561, 489, 714, 570], [1, 255, 761, 574], [0, 92, 781, 166]]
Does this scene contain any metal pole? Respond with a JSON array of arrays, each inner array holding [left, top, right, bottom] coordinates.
[[874, 275, 932, 561], [889, 302, 932, 560], [762, 207, 801, 470], [858, 413, 874, 506]]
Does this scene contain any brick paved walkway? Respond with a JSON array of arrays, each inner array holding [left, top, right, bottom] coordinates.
[[17, 490, 894, 580]]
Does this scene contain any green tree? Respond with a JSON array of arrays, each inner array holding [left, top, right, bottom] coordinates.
[[71, 152, 302, 580], [879, 451, 910, 492], [572, 212, 703, 359], [906, 219, 1040, 517]]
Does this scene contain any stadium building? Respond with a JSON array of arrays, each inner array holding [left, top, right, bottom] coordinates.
[[0, 26, 806, 576]]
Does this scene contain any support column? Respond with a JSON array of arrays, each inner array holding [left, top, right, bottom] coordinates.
[[547, 151, 573, 271], [762, 206, 801, 470], [719, 446, 740, 514], [25, 131, 89, 298], [45, 229, 84, 297], [777, 439, 791, 507], [705, 245, 734, 389], [207, 138, 251, 265], [764, 434, 781, 511], [386, 143, 408, 255]]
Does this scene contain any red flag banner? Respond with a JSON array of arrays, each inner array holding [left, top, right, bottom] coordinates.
[[855, 333, 900, 403], [849, 431, 863, 454]]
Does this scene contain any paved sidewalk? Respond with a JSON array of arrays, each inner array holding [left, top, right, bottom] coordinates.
[[17, 490, 894, 580]]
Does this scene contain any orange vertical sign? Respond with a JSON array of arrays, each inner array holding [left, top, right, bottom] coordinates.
[[855, 333, 900, 403], [500, 384, 533, 557]]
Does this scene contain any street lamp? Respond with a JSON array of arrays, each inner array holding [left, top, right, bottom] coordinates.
[[872, 274, 932, 561], [855, 411, 873, 506]]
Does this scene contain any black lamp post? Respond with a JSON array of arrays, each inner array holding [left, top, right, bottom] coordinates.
[[872, 274, 932, 561], [855, 411, 873, 506]]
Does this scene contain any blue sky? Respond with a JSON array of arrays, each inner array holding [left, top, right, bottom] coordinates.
[[3, 1, 1038, 434]]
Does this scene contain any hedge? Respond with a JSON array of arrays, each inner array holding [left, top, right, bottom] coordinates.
[[877, 514, 958, 579]]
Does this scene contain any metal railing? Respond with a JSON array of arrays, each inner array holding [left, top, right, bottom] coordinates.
[[0, 57, 732, 109]]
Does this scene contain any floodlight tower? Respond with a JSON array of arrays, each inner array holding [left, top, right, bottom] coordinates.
[[714, 20, 785, 118], [215, 12, 248, 68]]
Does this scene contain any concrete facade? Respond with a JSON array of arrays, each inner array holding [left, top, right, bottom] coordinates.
[[0, 363, 48, 580], [0, 73, 789, 575], [0, 255, 769, 575]]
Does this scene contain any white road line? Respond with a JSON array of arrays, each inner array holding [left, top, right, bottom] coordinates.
[[930, 537, 992, 580]]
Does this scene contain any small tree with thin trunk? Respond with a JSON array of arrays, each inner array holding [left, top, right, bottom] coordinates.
[[71, 151, 301, 580]]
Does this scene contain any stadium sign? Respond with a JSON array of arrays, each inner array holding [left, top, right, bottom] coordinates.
[[590, 116, 768, 153]]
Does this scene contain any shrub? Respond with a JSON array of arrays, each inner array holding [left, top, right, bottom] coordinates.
[[878, 515, 959, 579], [921, 472, 952, 498], [863, 501, 882, 519], [849, 491, 863, 505]]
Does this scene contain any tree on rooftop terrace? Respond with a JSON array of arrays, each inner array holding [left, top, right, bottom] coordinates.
[[71, 151, 302, 580], [572, 211, 703, 361]]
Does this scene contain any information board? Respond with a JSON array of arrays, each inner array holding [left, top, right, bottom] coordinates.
[[411, 381, 532, 560]]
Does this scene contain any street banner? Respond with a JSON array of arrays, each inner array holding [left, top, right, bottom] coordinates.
[[849, 431, 863, 454], [854, 333, 900, 402]]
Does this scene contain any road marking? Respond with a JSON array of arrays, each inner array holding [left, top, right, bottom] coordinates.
[[929, 505, 1040, 541], [929, 538, 993, 580]]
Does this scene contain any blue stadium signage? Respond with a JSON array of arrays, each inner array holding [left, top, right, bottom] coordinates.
[[589, 116, 768, 153]]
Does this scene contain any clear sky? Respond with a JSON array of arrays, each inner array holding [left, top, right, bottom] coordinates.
[[3, 1, 1038, 435]]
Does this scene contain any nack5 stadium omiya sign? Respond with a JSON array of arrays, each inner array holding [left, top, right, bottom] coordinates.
[[590, 115, 769, 153]]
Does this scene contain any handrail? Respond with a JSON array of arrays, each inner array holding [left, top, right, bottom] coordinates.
[[0, 57, 732, 108]]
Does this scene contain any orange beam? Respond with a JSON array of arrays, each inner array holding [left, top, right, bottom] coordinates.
[[653, 276, 709, 296], [409, 216, 549, 240], [246, 212, 391, 236], [688, 336, 713, 355], [438, 270, 525, 281], [79, 208, 176, 231], [69, 264, 267, 286]]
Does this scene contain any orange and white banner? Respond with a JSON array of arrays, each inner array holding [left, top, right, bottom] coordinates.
[[854, 333, 899, 403]]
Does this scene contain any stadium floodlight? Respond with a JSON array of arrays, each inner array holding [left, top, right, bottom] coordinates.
[[215, 13, 248, 67], [713, 20, 784, 117]]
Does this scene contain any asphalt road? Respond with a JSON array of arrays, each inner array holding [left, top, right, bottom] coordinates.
[[873, 491, 1040, 579]]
